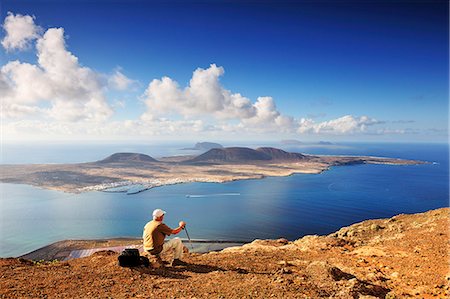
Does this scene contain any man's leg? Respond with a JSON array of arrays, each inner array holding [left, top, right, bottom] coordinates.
[[145, 251, 164, 268], [161, 237, 183, 260]]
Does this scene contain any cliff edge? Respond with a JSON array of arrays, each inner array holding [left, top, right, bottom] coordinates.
[[1, 208, 448, 298]]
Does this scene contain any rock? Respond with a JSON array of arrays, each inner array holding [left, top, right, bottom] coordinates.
[[347, 230, 357, 237], [390, 272, 399, 279], [357, 258, 368, 264], [329, 266, 355, 281], [293, 235, 324, 251], [276, 238, 289, 244], [385, 291, 397, 299], [278, 268, 292, 274], [366, 273, 376, 280], [305, 261, 355, 281], [277, 260, 293, 266], [352, 246, 387, 257], [371, 224, 382, 231], [348, 278, 391, 298]]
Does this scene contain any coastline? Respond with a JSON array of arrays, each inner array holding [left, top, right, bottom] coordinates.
[[19, 238, 249, 261], [0, 154, 426, 194]]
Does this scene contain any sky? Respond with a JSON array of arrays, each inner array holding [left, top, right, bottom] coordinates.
[[0, 0, 448, 143]]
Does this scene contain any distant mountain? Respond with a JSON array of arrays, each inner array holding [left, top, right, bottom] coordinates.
[[97, 153, 157, 163], [280, 139, 303, 145], [182, 142, 224, 151], [187, 147, 305, 163], [281, 140, 335, 146], [256, 147, 305, 160], [187, 147, 272, 163]]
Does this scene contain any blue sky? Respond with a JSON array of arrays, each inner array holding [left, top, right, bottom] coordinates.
[[1, 0, 448, 142]]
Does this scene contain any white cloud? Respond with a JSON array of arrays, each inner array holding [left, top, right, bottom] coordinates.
[[2, 22, 113, 122], [142, 64, 298, 134], [1, 60, 50, 104], [109, 70, 135, 91], [1, 117, 213, 141], [298, 115, 381, 134], [1, 113, 407, 142], [185, 64, 226, 113], [143, 76, 184, 116], [142, 64, 257, 120], [1, 12, 41, 51], [1, 14, 411, 141], [241, 96, 296, 133], [247, 96, 279, 124], [141, 65, 392, 136]]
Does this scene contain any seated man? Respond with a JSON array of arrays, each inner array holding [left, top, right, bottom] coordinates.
[[143, 208, 186, 266]]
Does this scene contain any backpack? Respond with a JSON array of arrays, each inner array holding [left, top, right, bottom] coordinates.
[[118, 248, 149, 267]]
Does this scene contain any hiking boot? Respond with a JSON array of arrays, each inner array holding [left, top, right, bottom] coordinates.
[[172, 259, 188, 266]]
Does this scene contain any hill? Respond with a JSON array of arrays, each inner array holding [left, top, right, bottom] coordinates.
[[1, 208, 447, 298], [96, 153, 158, 163], [256, 147, 306, 160], [187, 147, 306, 163], [187, 147, 273, 163], [182, 142, 224, 151]]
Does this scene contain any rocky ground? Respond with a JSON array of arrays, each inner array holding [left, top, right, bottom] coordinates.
[[1, 208, 448, 298]]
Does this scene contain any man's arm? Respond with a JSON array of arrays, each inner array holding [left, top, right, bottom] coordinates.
[[171, 221, 186, 235]]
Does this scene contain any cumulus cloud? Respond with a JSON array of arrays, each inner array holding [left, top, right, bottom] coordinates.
[[241, 97, 296, 132], [1, 14, 113, 122], [109, 70, 136, 91], [298, 115, 382, 134], [1, 117, 214, 141], [1, 12, 41, 51], [143, 64, 256, 119], [142, 64, 297, 133], [2, 14, 409, 140], [141, 65, 393, 136]]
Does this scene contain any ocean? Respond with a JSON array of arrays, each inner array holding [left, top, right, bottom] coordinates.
[[0, 142, 448, 257]]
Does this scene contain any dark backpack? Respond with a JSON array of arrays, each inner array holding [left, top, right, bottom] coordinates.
[[118, 248, 149, 267]]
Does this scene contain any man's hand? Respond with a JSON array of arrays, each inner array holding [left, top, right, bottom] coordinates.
[[171, 221, 187, 235]]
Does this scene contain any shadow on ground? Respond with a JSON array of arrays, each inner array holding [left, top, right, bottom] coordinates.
[[130, 262, 226, 279]]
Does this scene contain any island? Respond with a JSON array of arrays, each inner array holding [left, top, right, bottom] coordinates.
[[181, 142, 224, 151], [0, 146, 425, 194]]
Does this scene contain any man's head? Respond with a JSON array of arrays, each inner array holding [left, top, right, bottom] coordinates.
[[152, 208, 166, 221]]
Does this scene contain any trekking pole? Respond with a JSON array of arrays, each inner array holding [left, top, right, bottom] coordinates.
[[183, 225, 194, 251]]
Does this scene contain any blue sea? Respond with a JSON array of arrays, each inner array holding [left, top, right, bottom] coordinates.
[[1, 142, 448, 257]]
